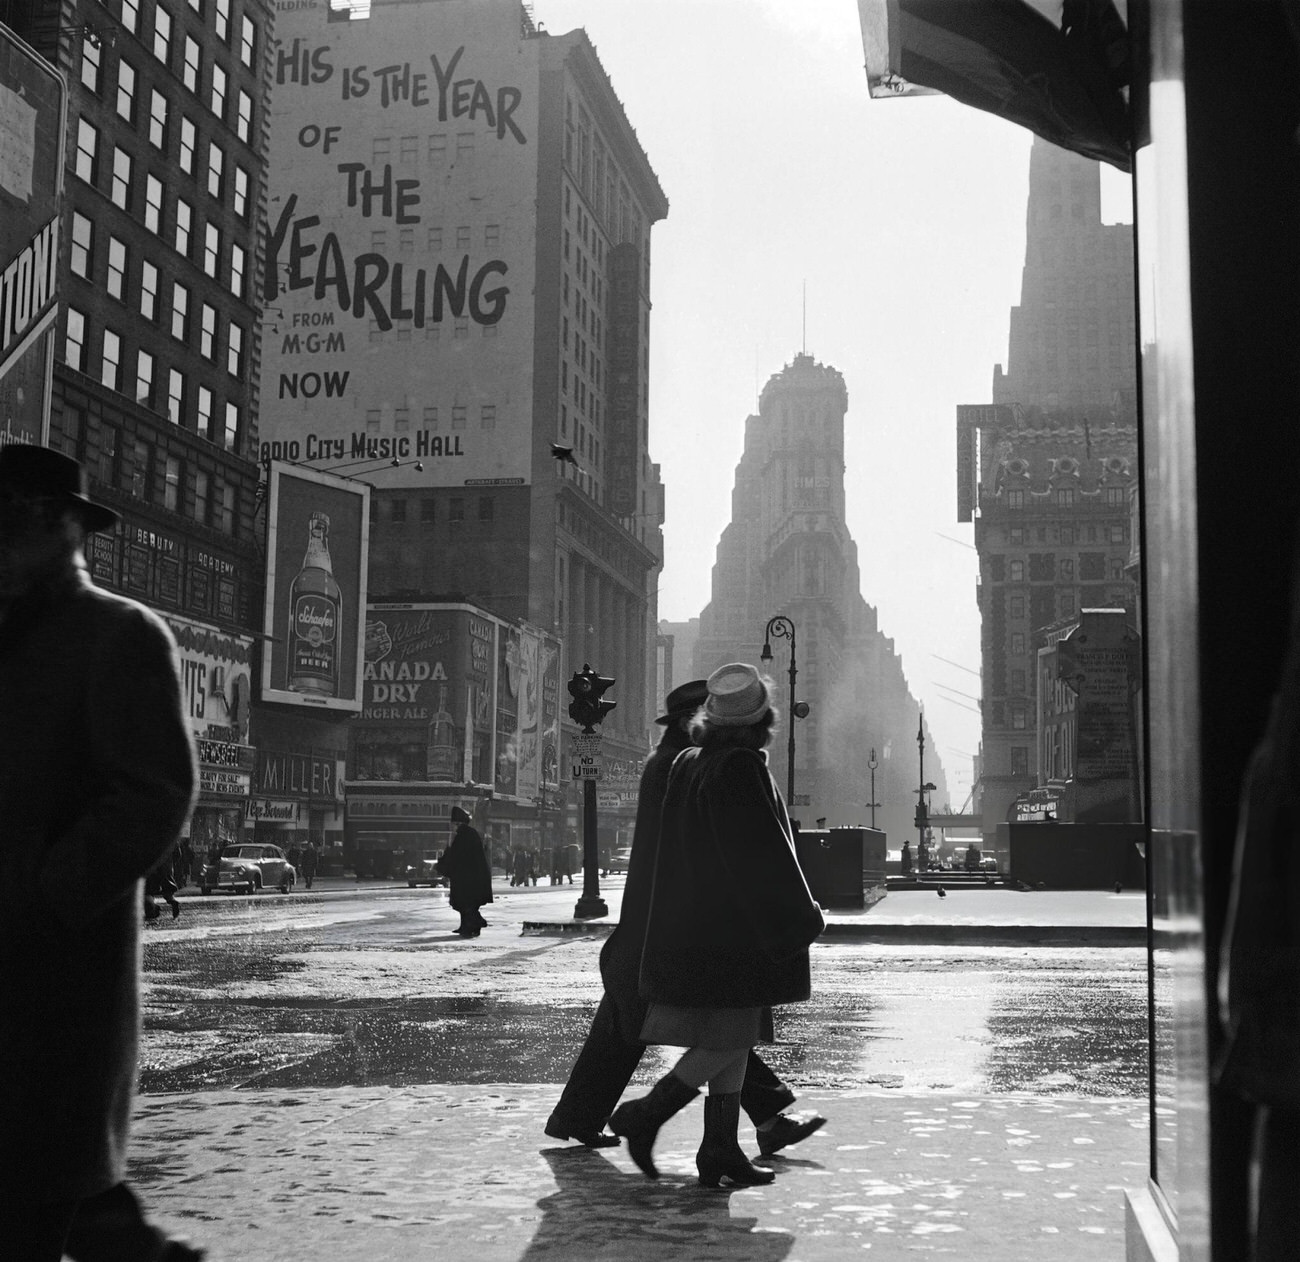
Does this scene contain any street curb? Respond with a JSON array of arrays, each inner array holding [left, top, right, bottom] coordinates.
[[519, 920, 1144, 946]]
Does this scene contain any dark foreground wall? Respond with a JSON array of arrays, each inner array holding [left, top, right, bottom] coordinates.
[[1006, 822, 1146, 890]]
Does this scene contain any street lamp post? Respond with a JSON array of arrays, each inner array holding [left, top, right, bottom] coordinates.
[[760, 615, 799, 804], [867, 747, 880, 829], [915, 711, 936, 874]]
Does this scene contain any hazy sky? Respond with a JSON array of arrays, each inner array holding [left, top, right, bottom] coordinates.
[[538, 0, 1131, 807]]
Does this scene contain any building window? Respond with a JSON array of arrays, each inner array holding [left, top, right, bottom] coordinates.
[[171, 283, 190, 341], [200, 303, 217, 359], [1061, 589, 1076, 616], [70, 213, 93, 277], [210, 63, 227, 120], [174, 198, 192, 257], [230, 243, 246, 298], [116, 60, 136, 121], [478, 496, 494, 522], [236, 89, 253, 143], [390, 499, 406, 523], [1011, 705, 1027, 731], [202, 222, 221, 277], [399, 134, 418, 163], [227, 323, 244, 377], [75, 119, 98, 183], [139, 258, 157, 321], [1009, 559, 1025, 582], [1009, 593, 1025, 618], [1007, 489, 1025, 509], [167, 369, 185, 424], [101, 329, 121, 390], [135, 349, 154, 406], [453, 318, 468, 339], [239, 14, 256, 67], [163, 455, 181, 511], [455, 224, 471, 249], [97, 425, 118, 484], [372, 136, 391, 162], [428, 133, 446, 161], [144, 174, 163, 233], [106, 237, 127, 300], [110, 147, 132, 209], [1109, 523, 1126, 543], [182, 36, 200, 92], [215, 0, 229, 41], [193, 468, 209, 521], [370, 229, 387, 251], [427, 225, 443, 250], [1010, 746, 1029, 777], [1011, 632, 1025, 656], [216, 481, 235, 533], [399, 226, 414, 251], [421, 498, 435, 523], [65, 308, 87, 372], [423, 406, 438, 428], [148, 90, 168, 149], [394, 407, 410, 431], [153, 6, 172, 63], [452, 405, 466, 429], [179, 116, 196, 173], [233, 166, 249, 219], [80, 36, 102, 91], [196, 385, 212, 438], [207, 142, 224, 199], [480, 404, 496, 430], [449, 497, 464, 523], [223, 402, 239, 451], [1106, 486, 1126, 506], [1057, 488, 1075, 508], [485, 223, 500, 247], [365, 409, 380, 432]]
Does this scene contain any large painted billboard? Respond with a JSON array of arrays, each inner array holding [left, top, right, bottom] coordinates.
[[262, 461, 370, 711], [0, 23, 64, 447], [353, 602, 559, 802], [259, 0, 539, 490]]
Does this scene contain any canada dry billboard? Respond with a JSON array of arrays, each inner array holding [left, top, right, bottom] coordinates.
[[259, 0, 539, 491], [0, 23, 64, 447], [262, 461, 369, 711]]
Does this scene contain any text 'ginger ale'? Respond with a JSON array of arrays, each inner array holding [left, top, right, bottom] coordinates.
[[288, 512, 341, 696]]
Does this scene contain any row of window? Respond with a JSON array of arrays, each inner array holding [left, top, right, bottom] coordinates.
[[74, 116, 253, 243], [110, 0, 258, 83], [1004, 521, 1127, 546], [371, 496, 495, 524], [1002, 487, 1128, 510], [64, 308, 242, 451], [1001, 555, 1128, 585], [366, 223, 502, 253], [362, 404, 496, 432]]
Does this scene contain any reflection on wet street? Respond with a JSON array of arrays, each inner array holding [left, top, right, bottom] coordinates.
[[140, 887, 1147, 1099]]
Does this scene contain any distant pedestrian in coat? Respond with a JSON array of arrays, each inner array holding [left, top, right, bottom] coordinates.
[[301, 842, 318, 889], [0, 446, 202, 1259], [609, 664, 825, 1187], [438, 806, 493, 937], [547, 679, 827, 1157]]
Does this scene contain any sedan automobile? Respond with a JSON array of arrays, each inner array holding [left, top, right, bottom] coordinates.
[[201, 844, 297, 895]]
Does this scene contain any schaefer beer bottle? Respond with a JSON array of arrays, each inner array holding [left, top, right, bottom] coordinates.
[[288, 512, 341, 696]]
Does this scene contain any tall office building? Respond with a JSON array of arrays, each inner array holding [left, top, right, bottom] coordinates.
[[8, 0, 273, 854], [260, 0, 667, 837], [693, 352, 946, 841], [958, 138, 1140, 836]]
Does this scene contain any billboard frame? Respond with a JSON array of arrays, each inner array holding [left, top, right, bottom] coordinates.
[[261, 460, 370, 712]]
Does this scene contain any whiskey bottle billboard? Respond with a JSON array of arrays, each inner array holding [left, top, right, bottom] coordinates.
[[261, 462, 369, 712], [289, 512, 341, 695]]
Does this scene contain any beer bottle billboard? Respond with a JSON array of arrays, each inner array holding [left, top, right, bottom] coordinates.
[[288, 512, 341, 695]]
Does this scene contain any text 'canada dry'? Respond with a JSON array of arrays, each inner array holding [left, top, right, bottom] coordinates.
[[289, 512, 340, 696]]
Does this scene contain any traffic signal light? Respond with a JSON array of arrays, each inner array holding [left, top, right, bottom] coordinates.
[[567, 664, 616, 732]]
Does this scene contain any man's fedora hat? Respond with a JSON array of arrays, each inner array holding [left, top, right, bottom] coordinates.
[[704, 663, 773, 728], [655, 678, 709, 725], [450, 805, 471, 823], [0, 444, 118, 533]]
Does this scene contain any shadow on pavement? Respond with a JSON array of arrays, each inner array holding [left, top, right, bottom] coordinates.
[[521, 1148, 795, 1261]]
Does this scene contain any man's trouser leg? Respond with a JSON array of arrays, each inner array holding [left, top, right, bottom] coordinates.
[[64, 1182, 170, 1261], [547, 992, 645, 1137], [740, 1049, 797, 1127]]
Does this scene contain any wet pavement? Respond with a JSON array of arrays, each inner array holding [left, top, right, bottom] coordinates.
[[122, 879, 1152, 1259]]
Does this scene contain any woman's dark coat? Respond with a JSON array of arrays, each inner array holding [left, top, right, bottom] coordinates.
[[0, 571, 197, 1203], [640, 744, 825, 1009], [439, 822, 493, 912]]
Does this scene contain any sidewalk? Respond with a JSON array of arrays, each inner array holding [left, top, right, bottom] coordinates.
[[129, 1084, 1146, 1261]]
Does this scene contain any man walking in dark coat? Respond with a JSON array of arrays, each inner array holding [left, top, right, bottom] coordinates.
[[544, 680, 827, 1154], [438, 805, 493, 936], [0, 446, 202, 1260]]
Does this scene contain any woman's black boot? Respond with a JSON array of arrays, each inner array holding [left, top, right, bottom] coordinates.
[[608, 1073, 700, 1179], [696, 1092, 776, 1188]]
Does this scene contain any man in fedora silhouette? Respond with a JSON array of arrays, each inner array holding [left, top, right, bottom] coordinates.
[[0, 445, 202, 1260]]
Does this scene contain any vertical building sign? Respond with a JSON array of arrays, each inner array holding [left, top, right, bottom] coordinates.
[[260, 0, 539, 490], [262, 462, 369, 711], [495, 623, 521, 796], [607, 242, 641, 517], [0, 24, 64, 446]]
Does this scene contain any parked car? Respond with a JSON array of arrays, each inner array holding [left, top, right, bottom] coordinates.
[[405, 853, 447, 888], [201, 844, 297, 895], [607, 846, 633, 873]]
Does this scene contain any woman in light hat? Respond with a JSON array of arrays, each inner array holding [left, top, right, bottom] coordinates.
[[609, 663, 825, 1187]]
